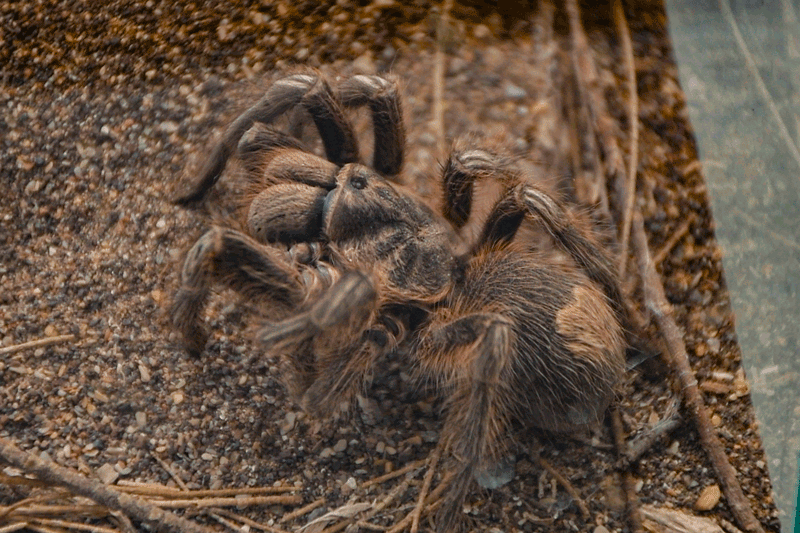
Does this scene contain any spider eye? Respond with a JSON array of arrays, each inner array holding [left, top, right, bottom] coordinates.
[[350, 175, 367, 190]]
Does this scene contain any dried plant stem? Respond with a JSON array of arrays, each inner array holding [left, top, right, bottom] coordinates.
[[410, 447, 440, 533], [535, 455, 590, 519], [631, 211, 765, 533], [651, 214, 696, 266], [152, 454, 189, 491], [385, 475, 451, 533], [210, 508, 293, 533], [362, 459, 426, 488], [26, 518, 120, 533], [151, 494, 301, 508], [0, 335, 75, 355], [612, 0, 639, 279], [0, 436, 216, 533], [433, 0, 453, 160], [610, 407, 643, 533], [279, 496, 325, 523], [115, 482, 297, 498], [0, 524, 29, 533], [623, 408, 683, 466], [566, 0, 626, 198]]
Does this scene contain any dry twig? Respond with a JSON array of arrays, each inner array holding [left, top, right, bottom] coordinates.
[[432, 0, 453, 161], [280, 496, 326, 523], [622, 401, 683, 466], [631, 211, 765, 533], [410, 447, 440, 533], [0, 335, 75, 355], [535, 455, 590, 520], [211, 508, 293, 533], [565, 0, 627, 210], [651, 214, 697, 266], [612, 0, 640, 278], [0, 436, 216, 533], [362, 459, 426, 489], [610, 407, 643, 533]]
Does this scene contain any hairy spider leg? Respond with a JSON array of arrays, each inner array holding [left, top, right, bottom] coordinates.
[[172, 227, 308, 356], [440, 147, 518, 229], [175, 73, 360, 207], [414, 313, 517, 533], [438, 148, 625, 322], [337, 75, 406, 178], [486, 184, 627, 323], [258, 272, 404, 417]]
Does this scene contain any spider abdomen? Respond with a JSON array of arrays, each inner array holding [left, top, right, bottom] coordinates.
[[446, 249, 626, 433]]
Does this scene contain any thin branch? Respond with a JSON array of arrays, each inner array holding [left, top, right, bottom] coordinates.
[[279, 496, 325, 523], [0, 436, 217, 533], [566, 0, 627, 207], [610, 407, 643, 533], [433, 0, 454, 161], [151, 454, 189, 492], [362, 459, 425, 489], [0, 335, 75, 355], [211, 508, 294, 533], [623, 402, 684, 466], [631, 211, 765, 533], [411, 447, 440, 533], [385, 474, 451, 533], [535, 455, 590, 520], [612, 0, 640, 278], [151, 494, 301, 509], [115, 482, 297, 498], [27, 518, 120, 533], [651, 214, 697, 266]]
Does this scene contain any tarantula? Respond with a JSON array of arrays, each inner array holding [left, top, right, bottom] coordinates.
[[172, 72, 628, 530]]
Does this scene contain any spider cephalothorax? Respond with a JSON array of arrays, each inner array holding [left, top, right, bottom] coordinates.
[[172, 71, 628, 531]]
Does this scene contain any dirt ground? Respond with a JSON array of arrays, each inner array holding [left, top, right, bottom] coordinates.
[[0, 1, 783, 532]]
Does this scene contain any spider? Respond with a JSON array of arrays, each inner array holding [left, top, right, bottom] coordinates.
[[171, 72, 628, 531]]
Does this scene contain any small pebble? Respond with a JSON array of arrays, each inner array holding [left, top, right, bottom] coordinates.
[[333, 439, 347, 453], [504, 82, 527, 100], [96, 463, 119, 485], [138, 363, 151, 383], [694, 484, 721, 511]]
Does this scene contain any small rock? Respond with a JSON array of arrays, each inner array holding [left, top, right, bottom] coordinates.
[[504, 82, 527, 100], [732, 368, 750, 397], [135, 411, 147, 427], [96, 463, 119, 485], [694, 484, 721, 511], [138, 363, 151, 383], [319, 447, 334, 459], [280, 412, 297, 435], [333, 439, 347, 453], [593, 526, 610, 533], [666, 440, 680, 456], [340, 476, 358, 495], [473, 24, 492, 39], [25, 179, 43, 194], [159, 121, 179, 133]]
